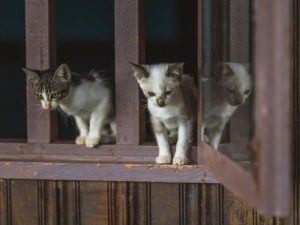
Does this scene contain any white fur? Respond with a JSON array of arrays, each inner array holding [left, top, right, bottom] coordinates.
[[136, 64, 197, 165], [203, 63, 251, 149], [59, 78, 115, 148]]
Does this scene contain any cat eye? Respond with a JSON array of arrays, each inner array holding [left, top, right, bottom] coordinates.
[[244, 90, 250, 95], [51, 93, 61, 98], [35, 93, 43, 100], [165, 90, 172, 96], [148, 92, 156, 97]]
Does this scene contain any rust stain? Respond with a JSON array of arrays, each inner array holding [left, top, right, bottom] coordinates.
[[4, 162, 10, 166], [123, 164, 140, 169], [33, 171, 38, 176]]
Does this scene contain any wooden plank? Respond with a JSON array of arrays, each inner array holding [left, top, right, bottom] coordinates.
[[44, 181, 58, 225], [10, 180, 39, 225], [228, 0, 251, 143], [183, 184, 200, 225], [294, 0, 300, 223], [25, 0, 57, 143], [200, 184, 222, 225], [57, 181, 79, 225], [80, 182, 109, 225], [109, 182, 128, 225], [115, 0, 145, 145], [0, 142, 251, 164], [223, 189, 254, 225], [127, 183, 150, 225], [151, 183, 180, 225], [0, 162, 213, 183], [0, 179, 9, 225], [254, 0, 292, 215], [201, 142, 258, 208]]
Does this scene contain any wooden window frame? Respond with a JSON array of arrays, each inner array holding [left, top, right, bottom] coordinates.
[[0, 0, 292, 216]]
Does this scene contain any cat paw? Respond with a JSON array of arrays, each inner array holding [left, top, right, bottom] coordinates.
[[155, 155, 172, 164], [75, 136, 87, 145], [85, 136, 101, 148], [203, 135, 209, 143], [172, 156, 189, 165]]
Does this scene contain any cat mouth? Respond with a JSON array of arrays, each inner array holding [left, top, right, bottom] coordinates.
[[156, 103, 166, 107], [229, 100, 243, 106], [42, 105, 58, 111]]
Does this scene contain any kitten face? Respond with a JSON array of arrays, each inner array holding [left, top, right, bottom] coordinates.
[[23, 64, 72, 110], [219, 63, 251, 106], [130, 63, 184, 107]]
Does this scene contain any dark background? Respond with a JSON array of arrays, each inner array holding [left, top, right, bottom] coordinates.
[[0, 0, 197, 139]]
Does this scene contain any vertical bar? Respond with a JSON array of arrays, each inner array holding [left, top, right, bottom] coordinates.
[[115, 0, 145, 145], [255, 0, 292, 215], [197, 0, 204, 164], [25, 0, 57, 143], [228, 0, 251, 142]]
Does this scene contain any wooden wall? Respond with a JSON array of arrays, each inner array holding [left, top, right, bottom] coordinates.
[[0, 180, 296, 225]]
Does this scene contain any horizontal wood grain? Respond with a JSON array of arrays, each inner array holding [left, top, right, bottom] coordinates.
[[0, 162, 215, 183], [0, 142, 252, 164]]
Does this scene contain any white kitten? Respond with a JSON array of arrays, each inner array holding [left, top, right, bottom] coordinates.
[[131, 63, 197, 165], [23, 64, 116, 148], [202, 62, 252, 149]]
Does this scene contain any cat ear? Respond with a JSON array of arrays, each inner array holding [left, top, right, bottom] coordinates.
[[53, 64, 72, 82], [222, 63, 234, 76], [167, 63, 184, 80], [22, 68, 40, 86], [129, 63, 149, 80]]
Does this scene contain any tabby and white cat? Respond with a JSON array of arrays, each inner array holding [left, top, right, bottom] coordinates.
[[131, 63, 197, 165], [23, 64, 116, 147], [202, 62, 252, 149]]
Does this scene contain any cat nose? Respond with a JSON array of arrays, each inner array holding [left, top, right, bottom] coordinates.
[[42, 101, 51, 109], [235, 96, 243, 105], [156, 97, 165, 107]]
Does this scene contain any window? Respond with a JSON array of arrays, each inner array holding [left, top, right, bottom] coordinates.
[[0, 0, 292, 216]]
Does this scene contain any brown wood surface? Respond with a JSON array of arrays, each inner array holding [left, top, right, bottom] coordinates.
[[115, 0, 145, 145], [80, 182, 109, 225], [0, 161, 214, 183], [0, 142, 250, 164], [255, 0, 292, 215], [151, 183, 180, 225], [44, 181, 58, 225], [10, 180, 39, 225], [0, 180, 9, 225], [25, 0, 57, 143], [200, 184, 222, 225]]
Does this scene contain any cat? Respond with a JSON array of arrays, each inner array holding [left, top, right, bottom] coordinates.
[[130, 62, 197, 165], [23, 63, 116, 148], [202, 62, 252, 149]]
